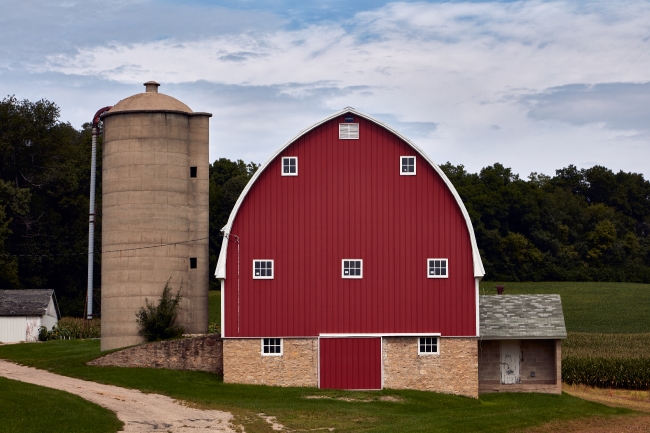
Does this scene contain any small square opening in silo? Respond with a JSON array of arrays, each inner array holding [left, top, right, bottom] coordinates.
[[190, 257, 197, 268], [190, 167, 197, 178]]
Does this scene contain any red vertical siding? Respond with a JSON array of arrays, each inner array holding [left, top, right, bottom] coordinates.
[[320, 337, 382, 390], [224, 115, 477, 337]]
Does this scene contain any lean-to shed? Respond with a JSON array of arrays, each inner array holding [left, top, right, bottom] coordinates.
[[478, 294, 567, 394], [0, 289, 60, 343]]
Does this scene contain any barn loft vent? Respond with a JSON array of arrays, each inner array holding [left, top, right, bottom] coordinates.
[[339, 123, 359, 140]]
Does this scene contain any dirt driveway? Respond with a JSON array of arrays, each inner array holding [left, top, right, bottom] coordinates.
[[0, 359, 235, 432]]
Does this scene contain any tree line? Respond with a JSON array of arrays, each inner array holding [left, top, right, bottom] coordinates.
[[1, 97, 648, 315], [440, 163, 650, 282]]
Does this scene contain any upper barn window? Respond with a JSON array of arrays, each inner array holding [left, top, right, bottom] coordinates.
[[339, 123, 359, 140], [428, 258, 448, 278], [253, 260, 274, 279], [282, 157, 298, 176], [342, 259, 363, 278], [401, 156, 416, 175]]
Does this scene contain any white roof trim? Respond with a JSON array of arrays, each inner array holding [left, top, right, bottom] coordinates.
[[215, 108, 485, 279]]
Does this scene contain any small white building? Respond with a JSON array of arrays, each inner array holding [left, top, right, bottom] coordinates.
[[0, 290, 60, 343]]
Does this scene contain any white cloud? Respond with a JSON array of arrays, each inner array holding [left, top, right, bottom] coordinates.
[[5, 1, 650, 177]]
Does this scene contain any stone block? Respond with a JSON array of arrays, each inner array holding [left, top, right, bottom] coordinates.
[[223, 338, 318, 387], [383, 337, 479, 398], [92, 335, 223, 372]]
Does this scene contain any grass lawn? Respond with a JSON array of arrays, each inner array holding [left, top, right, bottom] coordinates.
[[209, 289, 220, 325], [479, 281, 650, 333], [0, 340, 632, 433], [0, 375, 123, 433]]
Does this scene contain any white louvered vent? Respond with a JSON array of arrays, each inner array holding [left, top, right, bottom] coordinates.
[[339, 123, 359, 140]]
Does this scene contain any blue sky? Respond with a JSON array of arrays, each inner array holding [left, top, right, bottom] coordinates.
[[1, 0, 649, 178]]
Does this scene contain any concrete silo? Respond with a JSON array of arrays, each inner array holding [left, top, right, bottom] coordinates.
[[100, 81, 210, 351]]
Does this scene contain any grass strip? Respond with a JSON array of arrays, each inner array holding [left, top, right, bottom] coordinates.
[[0, 376, 123, 433], [564, 332, 650, 359], [0, 340, 634, 433], [480, 281, 650, 333]]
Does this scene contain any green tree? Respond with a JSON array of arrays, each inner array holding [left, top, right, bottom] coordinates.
[[0, 96, 100, 314], [208, 158, 259, 289], [441, 161, 650, 282], [0, 179, 30, 287]]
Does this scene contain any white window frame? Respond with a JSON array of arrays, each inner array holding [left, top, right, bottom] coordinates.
[[418, 336, 440, 355], [342, 259, 363, 279], [339, 123, 359, 140], [281, 156, 298, 176], [261, 338, 283, 356], [427, 258, 448, 279], [400, 156, 416, 176], [253, 260, 274, 279]]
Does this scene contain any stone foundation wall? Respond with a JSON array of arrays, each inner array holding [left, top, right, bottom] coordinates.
[[382, 337, 478, 398], [88, 334, 222, 374], [223, 338, 318, 387]]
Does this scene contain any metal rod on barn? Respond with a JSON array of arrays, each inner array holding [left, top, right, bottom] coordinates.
[[87, 106, 112, 320]]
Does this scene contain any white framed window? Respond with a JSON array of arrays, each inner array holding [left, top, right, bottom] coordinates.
[[418, 337, 439, 355], [427, 258, 448, 278], [281, 157, 298, 176], [253, 260, 274, 279], [339, 123, 359, 140], [400, 156, 416, 175], [342, 259, 363, 278], [262, 338, 283, 356]]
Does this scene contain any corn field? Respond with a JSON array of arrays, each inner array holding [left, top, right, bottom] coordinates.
[[563, 357, 650, 390], [562, 333, 650, 390], [39, 317, 101, 340]]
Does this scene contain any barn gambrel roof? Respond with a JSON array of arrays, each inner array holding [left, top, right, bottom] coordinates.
[[0, 289, 58, 317], [215, 108, 486, 279], [479, 295, 567, 339]]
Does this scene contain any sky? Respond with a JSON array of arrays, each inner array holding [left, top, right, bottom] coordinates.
[[1, 0, 649, 178]]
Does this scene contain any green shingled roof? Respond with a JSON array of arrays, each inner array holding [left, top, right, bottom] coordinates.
[[479, 294, 567, 339]]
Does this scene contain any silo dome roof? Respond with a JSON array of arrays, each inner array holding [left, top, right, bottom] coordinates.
[[106, 81, 193, 115]]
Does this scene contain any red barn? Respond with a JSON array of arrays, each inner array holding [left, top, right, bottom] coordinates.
[[216, 108, 485, 397]]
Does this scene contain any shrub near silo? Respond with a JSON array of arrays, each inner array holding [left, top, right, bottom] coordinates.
[[135, 279, 184, 341]]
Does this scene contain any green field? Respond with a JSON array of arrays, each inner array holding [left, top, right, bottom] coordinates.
[[1, 283, 647, 432], [209, 289, 221, 325], [0, 340, 630, 433], [479, 282, 650, 333], [0, 376, 123, 433], [563, 332, 650, 359]]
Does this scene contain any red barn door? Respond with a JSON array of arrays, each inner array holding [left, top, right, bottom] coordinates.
[[319, 337, 382, 390]]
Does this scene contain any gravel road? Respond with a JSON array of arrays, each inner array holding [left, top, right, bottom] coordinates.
[[0, 359, 235, 432]]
